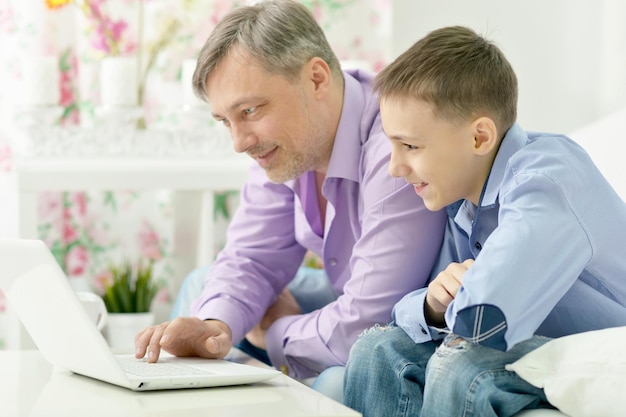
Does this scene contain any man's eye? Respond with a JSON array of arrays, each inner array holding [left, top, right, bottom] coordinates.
[[244, 107, 256, 115], [403, 143, 418, 151]]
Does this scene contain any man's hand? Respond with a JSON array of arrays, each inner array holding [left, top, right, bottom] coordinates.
[[134, 317, 233, 363], [245, 288, 301, 350], [425, 259, 474, 327]]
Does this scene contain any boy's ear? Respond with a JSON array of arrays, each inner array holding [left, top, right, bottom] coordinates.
[[471, 117, 499, 156]]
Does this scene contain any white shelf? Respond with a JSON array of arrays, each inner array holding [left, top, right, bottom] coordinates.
[[10, 150, 251, 349], [15, 156, 251, 191]]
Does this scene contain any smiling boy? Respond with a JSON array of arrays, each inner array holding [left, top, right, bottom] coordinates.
[[344, 25, 626, 417]]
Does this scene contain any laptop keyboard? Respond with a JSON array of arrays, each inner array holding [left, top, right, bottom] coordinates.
[[117, 356, 213, 377]]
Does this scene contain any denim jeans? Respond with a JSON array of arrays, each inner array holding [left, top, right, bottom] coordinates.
[[344, 325, 554, 417]]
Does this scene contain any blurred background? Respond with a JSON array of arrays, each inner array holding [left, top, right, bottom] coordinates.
[[0, 0, 624, 348]]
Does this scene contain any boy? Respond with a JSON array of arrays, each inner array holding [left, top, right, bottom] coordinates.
[[343, 25, 626, 416]]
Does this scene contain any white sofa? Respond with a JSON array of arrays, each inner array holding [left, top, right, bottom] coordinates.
[[568, 107, 626, 200], [509, 326, 626, 417], [511, 108, 626, 417]]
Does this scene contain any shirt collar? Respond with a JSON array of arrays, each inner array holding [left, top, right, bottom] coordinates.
[[480, 123, 527, 207], [447, 123, 527, 219], [283, 70, 372, 191], [325, 69, 372, 183]]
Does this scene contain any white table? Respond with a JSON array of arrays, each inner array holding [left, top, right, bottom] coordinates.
[[8, 155, 251, 348], [0, 349, 361, 417]]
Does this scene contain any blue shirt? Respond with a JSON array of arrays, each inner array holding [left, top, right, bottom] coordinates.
[[393, 123, 626, 351], [191, 70, 446, 377]]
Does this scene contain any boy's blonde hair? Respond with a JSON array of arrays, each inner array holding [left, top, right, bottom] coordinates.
[[375, 26, 517, 135]]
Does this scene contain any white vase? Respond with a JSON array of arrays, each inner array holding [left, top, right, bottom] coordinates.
[[104, 312, 154, 353]]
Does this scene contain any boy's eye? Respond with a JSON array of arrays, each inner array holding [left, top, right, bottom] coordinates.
[[403, 143, 419, 151], [244, 107, 256, 115]]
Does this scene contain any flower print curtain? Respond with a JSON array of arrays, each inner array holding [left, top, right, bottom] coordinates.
[[0, 0, 391, 348]]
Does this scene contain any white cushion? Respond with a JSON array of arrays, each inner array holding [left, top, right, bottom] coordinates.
[[515, 410, 567, 417], [506, 327, 626, 417]]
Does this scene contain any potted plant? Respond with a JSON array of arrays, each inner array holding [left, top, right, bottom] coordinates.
[[101, 260, 158, 314], [99, 260, 159, 351]]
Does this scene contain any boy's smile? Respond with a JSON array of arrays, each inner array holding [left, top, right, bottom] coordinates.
[[413, 181, 428, 194]]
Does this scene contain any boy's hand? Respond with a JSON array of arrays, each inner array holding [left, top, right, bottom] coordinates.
[[425, 259, 474, 327], [246, 288, 301, 350]]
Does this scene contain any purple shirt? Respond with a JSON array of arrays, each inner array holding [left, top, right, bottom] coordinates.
[[191, 70, 446, 378]]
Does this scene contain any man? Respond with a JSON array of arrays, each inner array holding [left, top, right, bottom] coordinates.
[[135, 0, 445, 396]]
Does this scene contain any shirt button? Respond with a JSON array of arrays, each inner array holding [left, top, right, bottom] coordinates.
[[474, 241, 482, 250], [328, 258, 337, 266]]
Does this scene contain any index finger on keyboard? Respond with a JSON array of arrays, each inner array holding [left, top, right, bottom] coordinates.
[[134, 322, 167, 361]]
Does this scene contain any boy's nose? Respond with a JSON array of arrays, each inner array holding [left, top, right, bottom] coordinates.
[[388, 155, 410, 178]]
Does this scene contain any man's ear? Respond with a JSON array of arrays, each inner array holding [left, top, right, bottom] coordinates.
[[306, 57, 331, 98], [472, 117, 499, 156]]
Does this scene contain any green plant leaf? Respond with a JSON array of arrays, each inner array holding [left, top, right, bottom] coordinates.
[[104, 285, 121, 313], [101, 259, 158, 313]]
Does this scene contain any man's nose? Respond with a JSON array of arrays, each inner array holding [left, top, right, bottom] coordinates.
[[230, 124, 257, 154]]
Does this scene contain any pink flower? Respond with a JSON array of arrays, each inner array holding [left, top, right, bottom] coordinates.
[[62, 216, 79, 244], [0, 289, 6, 312], [0, 4, 15, 34], [71, 192, 88, 217], [155, 288, 170, 304], [209, 1, 234, 26], [312, 4, 323, 21], [91, 26, 112, 53], [82, 1, 131, 55], [372, 58, 387, 73], [65, 245, 89, 277], [59, 49, 80, 126], [0, 142, 12, 172], [38, 192, 63, 224], [84, 217, 108, 247], [89, 0, 105, 9], [93, 269, 114, 294], [138, 221, 163, 261], [109, 19, 127, 42], [122, 40, 138, 55]]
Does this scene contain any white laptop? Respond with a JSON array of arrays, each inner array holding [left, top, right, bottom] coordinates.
[[0, 238, 281, 391]]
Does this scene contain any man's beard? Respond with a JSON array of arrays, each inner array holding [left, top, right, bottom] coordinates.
[[262, 148, 308, 183]]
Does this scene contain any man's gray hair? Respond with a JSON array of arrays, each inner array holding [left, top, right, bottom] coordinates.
[[192, 0, 342, 102]]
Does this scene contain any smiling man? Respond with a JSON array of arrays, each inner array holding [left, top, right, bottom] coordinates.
[[133, 0, 446, 399]]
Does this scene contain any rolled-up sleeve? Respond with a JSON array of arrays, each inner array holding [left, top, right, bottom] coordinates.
[[446, 174, 592, 351]]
